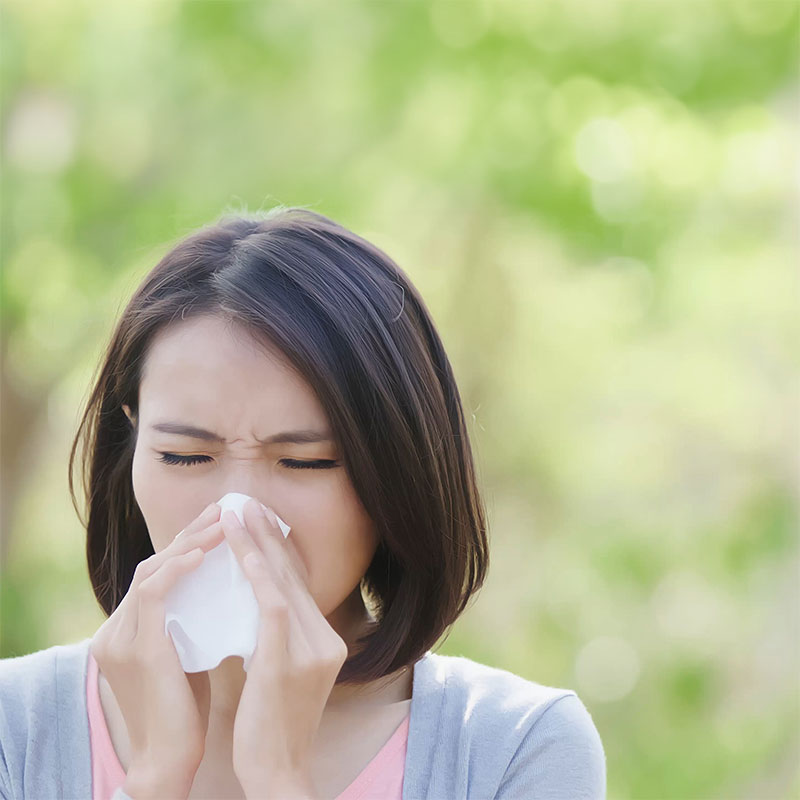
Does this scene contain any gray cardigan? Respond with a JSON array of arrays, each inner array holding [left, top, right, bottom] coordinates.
[[0, 638, 606, 799]]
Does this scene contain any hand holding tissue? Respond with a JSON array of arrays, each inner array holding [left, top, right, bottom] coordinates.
[[163, 492, 290, 673]]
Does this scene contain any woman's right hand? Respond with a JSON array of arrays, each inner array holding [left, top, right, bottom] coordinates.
[[90, 501, 224, 799]]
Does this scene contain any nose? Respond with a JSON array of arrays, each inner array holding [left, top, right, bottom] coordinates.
[[216, 468, 274, 511]]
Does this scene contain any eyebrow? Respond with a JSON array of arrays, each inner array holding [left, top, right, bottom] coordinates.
[[149, 421, 333, 445]]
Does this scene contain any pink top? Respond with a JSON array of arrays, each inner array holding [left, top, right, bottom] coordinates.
[[86, 652, 409, 800]]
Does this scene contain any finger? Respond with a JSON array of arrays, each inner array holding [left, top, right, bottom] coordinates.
[[224, 506, 299, 601], [253, 593, 293, 668], [241, 501, 318, 625], [109, 556, 169, 645], [243, 500, 310, 591], [113, 545, 205, 646], [105, 523, 225, 648], [241, 548, 315, 663], [220, 508, 266, 569], [137, 521, 226, 586], [243, 547, 314, 664], [137, 547, 206, 652], [174, 502, 221, 540], [238, 504, 325, 659], [221, 509, 311, 660], [167, 520, 226, 555]]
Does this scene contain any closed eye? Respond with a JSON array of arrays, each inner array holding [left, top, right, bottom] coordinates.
[[281, 458, 340, 470], [156, 453, 339, 470]]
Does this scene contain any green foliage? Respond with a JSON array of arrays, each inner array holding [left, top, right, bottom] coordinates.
[[2, 1, 797, 797]]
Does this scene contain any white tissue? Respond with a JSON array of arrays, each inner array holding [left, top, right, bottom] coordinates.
[[163, 492, 291, 673]]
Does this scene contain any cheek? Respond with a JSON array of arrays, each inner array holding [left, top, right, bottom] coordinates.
[[297, 520, 379, 615], [130, 447, 157, 524], [130, 448, 190, 552]]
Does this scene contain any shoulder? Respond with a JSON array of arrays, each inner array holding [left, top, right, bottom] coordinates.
[[0, 638, 85, 691], [0, 639, 92, 799], [420, 650, 583, 723], [418, 652, 606, 798], [0, 643, 59, 710], [0, 638, 91, 726]]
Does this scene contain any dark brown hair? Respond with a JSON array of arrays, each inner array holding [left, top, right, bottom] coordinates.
[[69, 206, 489, 684]]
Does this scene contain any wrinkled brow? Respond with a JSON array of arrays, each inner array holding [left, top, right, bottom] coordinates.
[[150, 421, 333, 445]]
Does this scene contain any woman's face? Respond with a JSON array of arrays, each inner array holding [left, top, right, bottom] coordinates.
[[123, 313, 379, 621]]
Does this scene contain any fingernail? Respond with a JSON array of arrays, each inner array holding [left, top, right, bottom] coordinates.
[[221, 509, 241, 528], [264, 506, 279, 527]]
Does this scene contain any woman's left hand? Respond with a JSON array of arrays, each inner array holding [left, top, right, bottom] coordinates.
[[220, 499, 350, 800]]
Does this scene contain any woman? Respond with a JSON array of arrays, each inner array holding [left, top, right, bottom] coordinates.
[[0, 207, 606, 799]]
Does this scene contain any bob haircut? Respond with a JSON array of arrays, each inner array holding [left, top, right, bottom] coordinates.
[[69, 206, 489, 685]]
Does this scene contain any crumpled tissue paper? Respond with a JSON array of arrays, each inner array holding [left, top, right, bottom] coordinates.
[[163, 491, 290, 673]]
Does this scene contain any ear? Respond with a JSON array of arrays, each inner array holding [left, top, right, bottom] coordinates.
[[122, 404, 136, 427]]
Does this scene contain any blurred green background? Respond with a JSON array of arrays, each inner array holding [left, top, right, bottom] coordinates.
[[1, 0, 798, 797]]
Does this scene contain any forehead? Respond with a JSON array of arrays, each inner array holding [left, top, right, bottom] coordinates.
[[138, 315, 326, 428]]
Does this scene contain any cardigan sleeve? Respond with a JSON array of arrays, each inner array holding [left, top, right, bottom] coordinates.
[[495, 693, 606, 799], [0, 745, 11, 800], [0, 688, 14, 800]]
